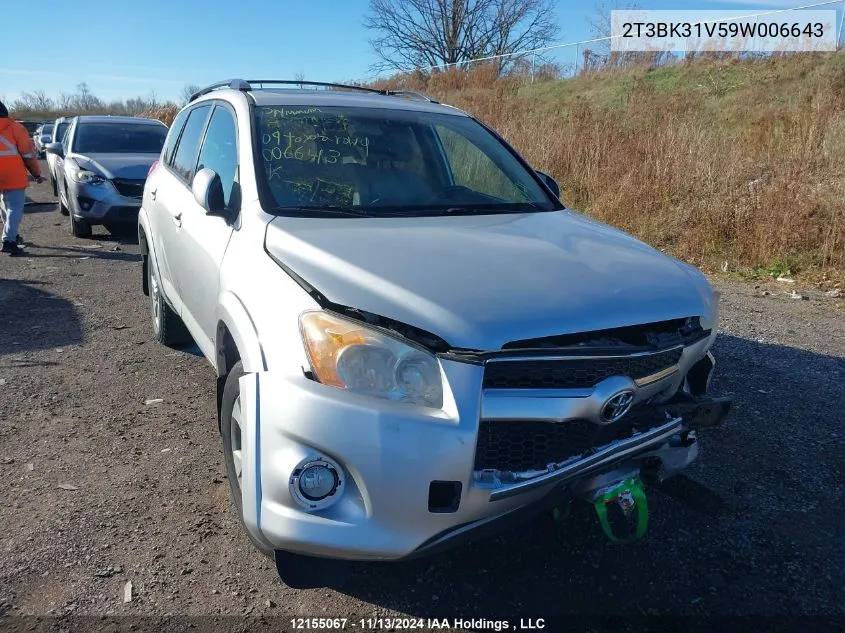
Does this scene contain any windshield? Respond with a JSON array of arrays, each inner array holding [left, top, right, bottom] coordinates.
[[72, 122, 167, 154], [254, 106, 557, 216], [41, 124, 54, 135]]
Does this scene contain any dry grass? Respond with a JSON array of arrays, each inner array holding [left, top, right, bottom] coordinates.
[[142, 104, 179, 127], [379, 54, 845, 277]]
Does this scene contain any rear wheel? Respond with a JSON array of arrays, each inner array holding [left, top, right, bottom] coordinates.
[[147, 257, 190, 346]]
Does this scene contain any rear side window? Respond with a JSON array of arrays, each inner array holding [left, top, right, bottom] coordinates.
[[55, 122, 70, 143], [170, 105, 211, 183], [195, 106, 238, 208], [61, 123, 73, 147], [161, 108, 190, 167]]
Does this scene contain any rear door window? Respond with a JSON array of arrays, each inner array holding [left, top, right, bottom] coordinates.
[[161, 108, 190, 167], [170, 105, 211, 183]]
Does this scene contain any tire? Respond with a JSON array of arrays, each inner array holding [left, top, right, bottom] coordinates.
[[221, 363, 352, 587], [147, 257, 191, 347], [58, 191, 69, 216], [51, 176, 58, 198], [220, 361, 273, 557], [68, 211, 92, 238]]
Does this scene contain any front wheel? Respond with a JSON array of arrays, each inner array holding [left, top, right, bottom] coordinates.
[[220, 361, 274, 557], [221, 361, 247, 517], [68, 212, 91, 238]]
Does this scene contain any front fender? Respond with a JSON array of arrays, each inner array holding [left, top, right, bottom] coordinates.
[[217, 291, 267, 376]]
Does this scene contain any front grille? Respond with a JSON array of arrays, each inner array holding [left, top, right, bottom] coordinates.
[[112, 178, 145, 198], [474, 409, 667, 472], [482, 347, 683, 390]]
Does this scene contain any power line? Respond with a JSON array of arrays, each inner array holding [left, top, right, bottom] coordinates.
[[412, 0, 844, 73]]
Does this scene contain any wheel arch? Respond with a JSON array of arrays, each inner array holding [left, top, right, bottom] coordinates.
[[138, 222, 150, 296], [216, 292, 267, 426]]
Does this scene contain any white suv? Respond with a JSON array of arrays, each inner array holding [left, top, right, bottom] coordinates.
[[140, 79, 730, 588]]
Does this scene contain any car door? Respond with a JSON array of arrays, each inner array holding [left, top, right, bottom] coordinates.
[[144, 105, 194, 309], [48, 120, 65, 181], [149, 103, 212, 319], [56, 121, 75, 208], [166, 103, 238, 359]]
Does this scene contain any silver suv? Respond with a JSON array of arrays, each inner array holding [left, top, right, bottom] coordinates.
[[140, 80, 730, 588], [48, 115, 167, 237], [47, 116, 72, 197]]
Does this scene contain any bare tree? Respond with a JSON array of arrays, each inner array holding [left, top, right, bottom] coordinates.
[[584, 2, 672, 72], [70, 82, 102, 111], [180, 84, 202, 104], [12, 89, 56, 113], [58, 92, 74, 111], [364, 0, 559, 72]]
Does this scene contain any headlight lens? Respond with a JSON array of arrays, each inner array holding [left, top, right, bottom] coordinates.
[[68, 168, 105, 185], [299, 311, 443, 409]]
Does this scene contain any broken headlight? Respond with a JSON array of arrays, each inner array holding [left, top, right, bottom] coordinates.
[[299, 311, 444, 409]]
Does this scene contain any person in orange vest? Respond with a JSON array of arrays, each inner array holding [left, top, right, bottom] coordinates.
[[0, 101, 44, 255]]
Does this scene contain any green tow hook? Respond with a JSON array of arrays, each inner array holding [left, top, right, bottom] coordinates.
[[591, 477, 649, 543], [551, 477, 649, 544]]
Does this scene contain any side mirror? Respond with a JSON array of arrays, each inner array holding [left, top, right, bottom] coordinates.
[[192, 167, 226, 215], [45, 142, 64, 158], [536, 170, 560, 199]]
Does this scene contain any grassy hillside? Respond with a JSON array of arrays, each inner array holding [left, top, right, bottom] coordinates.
[[379, 54, 845, 278]]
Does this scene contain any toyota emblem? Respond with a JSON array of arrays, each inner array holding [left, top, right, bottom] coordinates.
[[601, 389, 635, 422]]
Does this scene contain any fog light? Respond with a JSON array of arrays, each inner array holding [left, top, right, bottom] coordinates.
[[289, 457, 343, 510], [77, 196, 95, 211]]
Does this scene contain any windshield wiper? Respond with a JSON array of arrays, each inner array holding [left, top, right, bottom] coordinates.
[[439, 206, 539, 216], [274, 205, 375, 218]]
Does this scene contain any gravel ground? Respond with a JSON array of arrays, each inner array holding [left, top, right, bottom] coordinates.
[[0, 168, 843, 630]]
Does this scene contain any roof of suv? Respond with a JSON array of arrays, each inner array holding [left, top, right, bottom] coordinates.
[[245, 89, 465, 116], [74, 115, 166, 126], [187, 79, 467, 117]]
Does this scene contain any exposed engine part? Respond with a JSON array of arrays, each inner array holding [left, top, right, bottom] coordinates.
[[686, 351, 716, 396], [501, 316, 709, 352]]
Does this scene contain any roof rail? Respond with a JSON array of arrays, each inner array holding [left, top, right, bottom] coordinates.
[[385, 90, 439, 104], [189, 79, 251, 102], [189, 78, 439, 104], [246, 80, 384, 94], [189, 79, 383, 102]]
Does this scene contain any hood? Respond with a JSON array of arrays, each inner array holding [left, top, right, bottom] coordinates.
[[265, 211, 713, 351], [70, 153, 158, 180]]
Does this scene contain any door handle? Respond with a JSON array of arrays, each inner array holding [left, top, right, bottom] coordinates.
[[150, 189, 157, 200], [172, 211, 182, 227]]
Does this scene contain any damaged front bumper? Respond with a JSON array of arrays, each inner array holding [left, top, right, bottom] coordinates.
[[236, 346, 729, 562], [474, 393, 731, 502]]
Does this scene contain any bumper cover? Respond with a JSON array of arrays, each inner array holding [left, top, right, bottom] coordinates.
[[69, 180, 141, 224], [237, 352, 729, 562]]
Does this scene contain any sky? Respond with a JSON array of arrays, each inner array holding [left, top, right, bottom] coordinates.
[[1, 0, 841, 105]]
